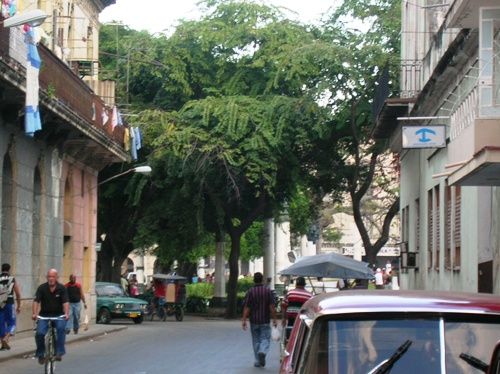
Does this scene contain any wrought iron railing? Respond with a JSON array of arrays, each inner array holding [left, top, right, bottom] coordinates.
[[0, 25, 124, 146]]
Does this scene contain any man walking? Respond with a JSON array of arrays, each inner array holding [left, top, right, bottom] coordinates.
[[242, 272, 277, 368], [65, 274, 87, 335], [0, 263, 21, 350], [32, 269, 69, 364]]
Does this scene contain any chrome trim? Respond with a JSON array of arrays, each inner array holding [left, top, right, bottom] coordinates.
[[440, 318, 446, 373]]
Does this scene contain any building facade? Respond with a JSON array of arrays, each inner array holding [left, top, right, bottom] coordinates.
[[0, 0, 126, 335], [375, 0, 500, 293]]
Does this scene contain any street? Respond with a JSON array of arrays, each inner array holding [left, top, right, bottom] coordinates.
[[0, 316, 280, 374]]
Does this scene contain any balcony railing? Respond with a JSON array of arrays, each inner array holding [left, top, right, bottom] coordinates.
[[0, 25, 124, 147], [400, 60, 422, 99]]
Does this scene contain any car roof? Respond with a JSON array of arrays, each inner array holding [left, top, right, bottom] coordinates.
[[302, 290, 500, 319]]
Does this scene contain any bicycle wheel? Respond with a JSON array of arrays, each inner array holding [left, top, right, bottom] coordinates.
[[175, 307, 184, 322], [159, 306, 167, 321], [45, 328, 55, 374]]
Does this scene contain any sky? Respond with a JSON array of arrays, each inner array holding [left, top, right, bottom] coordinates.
[[100, 0, 338, 34]]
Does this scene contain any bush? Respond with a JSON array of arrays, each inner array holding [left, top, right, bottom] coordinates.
[[186, 296, 209, 313], [235, 277, 254, 294], [186, 282, 214, 298]]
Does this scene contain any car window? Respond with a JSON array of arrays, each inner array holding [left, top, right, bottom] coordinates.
[[445, 321, 500, 373], [291, 320, 309, 373], [303, 318, 441, 374], [96, 284, 125, 297]]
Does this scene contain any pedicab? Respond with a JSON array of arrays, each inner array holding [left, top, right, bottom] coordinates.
[[277, 253, 375, 360], [150, 274, 187, 321]]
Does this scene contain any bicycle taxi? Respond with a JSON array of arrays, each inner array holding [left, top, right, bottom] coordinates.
[[150, 274, 187, 321]]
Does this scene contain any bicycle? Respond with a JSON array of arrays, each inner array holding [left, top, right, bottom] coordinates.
[[36, 315, 66, 374], [149, 297, 167, 321]]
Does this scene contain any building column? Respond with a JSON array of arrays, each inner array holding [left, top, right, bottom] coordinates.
[[275, 213, 292, 285], [135, 250, 145, 284], [213, 240, 226, 300], [300, 235, 316, 257], [264, 218, 275, 289]]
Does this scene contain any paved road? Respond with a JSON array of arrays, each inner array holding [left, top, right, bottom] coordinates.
[[2, 316, 281, 374]]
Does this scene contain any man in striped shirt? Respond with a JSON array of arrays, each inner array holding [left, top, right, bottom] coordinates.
[[282, 277, 313, 328], [242, 272, 277, 368]]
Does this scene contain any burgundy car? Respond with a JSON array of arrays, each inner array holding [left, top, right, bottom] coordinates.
[[280, 290, 500, 374]]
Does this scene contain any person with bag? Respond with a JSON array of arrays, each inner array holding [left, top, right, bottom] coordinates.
[[241, 272, 277, 368], [64, 274, 87, 335], [0, 263, 21, 350]]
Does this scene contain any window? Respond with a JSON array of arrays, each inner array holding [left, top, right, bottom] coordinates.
[[402, 206, 410, 244], [415, 198, 420, 258], [480, 8, 500, 115], [434, 186, 440, 270], [427, 189, 433, 270], [304, 318, 441, 374], [292, 320, 310, 373], [445, 186, 452, 270], [454, 187, 461, 270]]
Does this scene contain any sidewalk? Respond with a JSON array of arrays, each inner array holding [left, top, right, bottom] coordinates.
[[0, 324, 127, 363]]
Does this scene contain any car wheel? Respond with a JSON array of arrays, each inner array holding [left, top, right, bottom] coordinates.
[[97, 308, 111, 324], [133, 316, 143, 324], [175, 307, 184, 322]]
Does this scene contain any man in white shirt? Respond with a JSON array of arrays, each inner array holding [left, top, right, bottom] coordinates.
[[375, 268, 384, 289]]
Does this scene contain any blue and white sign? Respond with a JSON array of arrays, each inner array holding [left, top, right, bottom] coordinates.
[[402, 125, 446, 149]]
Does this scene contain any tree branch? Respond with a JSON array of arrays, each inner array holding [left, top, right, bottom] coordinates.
[[350, 189, 373, 250], [354, 150, 379, 200], [373, 196, 400, 252]]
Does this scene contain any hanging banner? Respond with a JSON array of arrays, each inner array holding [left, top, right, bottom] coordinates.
[[402, 125, 446, 149]]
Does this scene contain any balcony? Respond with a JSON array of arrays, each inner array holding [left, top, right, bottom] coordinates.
[[0, 24, 128, 169], [447, 118, 500, 186], [446, 0, 499, 29]]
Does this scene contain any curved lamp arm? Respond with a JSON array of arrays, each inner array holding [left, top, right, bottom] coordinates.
[[98, 166, 151, 186]]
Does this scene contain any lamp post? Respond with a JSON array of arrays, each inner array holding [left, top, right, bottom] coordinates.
[[98, 165, 151, 186]]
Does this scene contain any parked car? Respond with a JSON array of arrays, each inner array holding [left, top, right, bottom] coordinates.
[[96, 282, 148, 324], [280, 290, 500, 374]]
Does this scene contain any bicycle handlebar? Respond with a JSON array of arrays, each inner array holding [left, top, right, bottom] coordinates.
[[36, 315, 66, 320]]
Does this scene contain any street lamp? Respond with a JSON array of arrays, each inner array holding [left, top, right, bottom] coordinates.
[[98, 165, 152, 186]]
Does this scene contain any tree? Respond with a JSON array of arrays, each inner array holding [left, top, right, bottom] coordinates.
[[308, 0, 401, 264], [96, 163, 151, 282], [142, 93, 326, 317]]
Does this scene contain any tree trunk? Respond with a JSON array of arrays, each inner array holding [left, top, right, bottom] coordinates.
[[96, 242, 113, 282], [364, 245, 378, 267], [226, 233, 241, 318], [178, 261, 197, 281], [112, 255, 127, 283]]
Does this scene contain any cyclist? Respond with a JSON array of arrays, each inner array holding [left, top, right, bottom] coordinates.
[[32, 269, 69, 365], [152, 278, 166, 313]]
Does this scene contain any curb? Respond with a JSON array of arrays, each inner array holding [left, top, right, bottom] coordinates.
[[0, 326, 128, 363]]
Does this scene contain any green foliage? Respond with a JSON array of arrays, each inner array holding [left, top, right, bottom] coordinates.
[[234, 277, 254, 295], [240, 221, 265, 261], [98, 0, 402, 309], [323, 227, 343, 243], [186, 282, 214, 298], [289, 186, 317, 236]]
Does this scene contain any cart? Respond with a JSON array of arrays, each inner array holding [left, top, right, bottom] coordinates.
[[151, 274, 187, 321]]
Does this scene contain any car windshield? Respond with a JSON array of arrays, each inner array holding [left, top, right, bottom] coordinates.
[[303, 317, 500, 374], [96, 284, 125, 297], [445, 321, 500, 373]]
